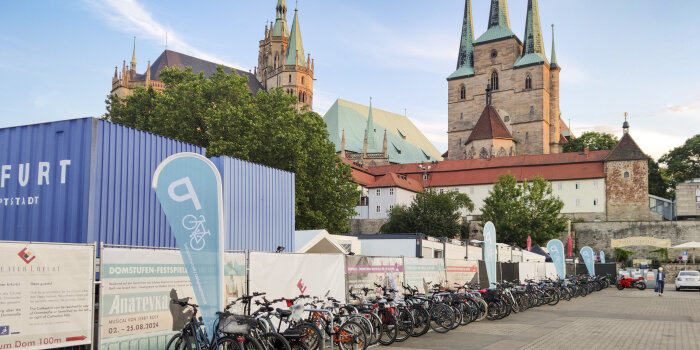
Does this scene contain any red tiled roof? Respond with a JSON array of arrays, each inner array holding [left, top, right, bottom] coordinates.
[[366, 173, 423, 192], [342, 158, 376, 186], [465, 106, 513, 144]]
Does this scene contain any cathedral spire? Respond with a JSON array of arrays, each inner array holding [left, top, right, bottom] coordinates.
[[488, 0, 511, 29], [514, 0, 548, 68], [272, 0, 289, 37], [550, 24, 559, 68], [522, 0, 545, 57], [447, 0, 475, 80], [285, 8, 306, 67], [365, 98, 378, 152], [130, 36, 137, 72]]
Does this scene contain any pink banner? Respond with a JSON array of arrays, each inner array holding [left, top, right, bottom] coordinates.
[[346, 263, 404, 274], [446, 266, 477, 273]]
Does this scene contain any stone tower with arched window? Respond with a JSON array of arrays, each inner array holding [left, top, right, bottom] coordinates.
[[256, 0, 314, 110], [446, 0, 565, 160]]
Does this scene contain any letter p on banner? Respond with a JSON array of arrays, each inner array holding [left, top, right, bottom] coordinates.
[[153, 152, 224, 334]]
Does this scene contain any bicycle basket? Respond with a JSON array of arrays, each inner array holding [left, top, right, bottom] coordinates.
[[289, 304, 304, 322], [219, 314, 253, 334]]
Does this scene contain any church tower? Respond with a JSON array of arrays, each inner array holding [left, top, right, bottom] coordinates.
[[256, 0, 314, 111], [446, 0, 565, 160]]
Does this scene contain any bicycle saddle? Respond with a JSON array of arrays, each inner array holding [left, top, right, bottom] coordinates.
[[276, 308, 292, 317]]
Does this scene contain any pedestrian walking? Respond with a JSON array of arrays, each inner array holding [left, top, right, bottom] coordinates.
[[656, 267, 666, 296]]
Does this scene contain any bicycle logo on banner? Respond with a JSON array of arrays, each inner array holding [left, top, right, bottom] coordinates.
[[182, 214, 211, 251]]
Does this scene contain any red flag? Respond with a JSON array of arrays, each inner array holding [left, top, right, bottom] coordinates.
[[526, 236, 532, 251], [567, 236, 572, 258]]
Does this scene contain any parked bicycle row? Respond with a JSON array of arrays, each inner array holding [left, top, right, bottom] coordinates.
[[166, 274, 616, 350]]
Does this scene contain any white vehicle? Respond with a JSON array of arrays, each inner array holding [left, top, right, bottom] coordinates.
[[675, 270, 700, 291]]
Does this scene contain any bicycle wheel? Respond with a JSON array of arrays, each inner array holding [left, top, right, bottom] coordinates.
[[290, 342, 309, 350], [289, 323, 322, 350], [394, 307, 414, 342], [486, 301, 499, 321], [377, 310, 397, 346], [166, 332, 191, 350], [365, 312, 383, 345], [336, 320, 367, 350], [258, 332, 291, 350], [409, 307, 430, 337], [448, 306, 462, 330], [347, 315, 374, 345], [429, 304, 454, 333], [475, 298, 488, 322], [458, 302, 473, 325], [216, 335, 264, 350]]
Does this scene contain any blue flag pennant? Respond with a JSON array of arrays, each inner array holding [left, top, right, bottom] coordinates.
[[600, 251, 606, 263], [483, 222, 497, 288], [580, 246, 595, 276], [547, 239, 566, 280], [152, 153, 224, 334]]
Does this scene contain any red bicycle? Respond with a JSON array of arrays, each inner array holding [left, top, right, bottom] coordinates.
[[617, 277, 646, 290]]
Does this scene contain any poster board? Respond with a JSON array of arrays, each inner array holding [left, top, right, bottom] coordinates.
[[345, 256, 404, 300], [99, 247, 245, 349], [0, 241, 94, 349], [403, 257, 446, 294], [248, 252, 346, 306], [444, 259, 479, 287]]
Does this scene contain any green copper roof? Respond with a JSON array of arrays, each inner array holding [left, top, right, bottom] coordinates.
[[488, 0, 511, 29], [130, 36, 137, 70], [475, 0, 516, 44], [324, 99, 443, 163], [550, 24, 558, 68], [448, 0, 475, 80], [514, 0, 548, 68], [285, 9, 307, 67], [272, 0, 289, 37]]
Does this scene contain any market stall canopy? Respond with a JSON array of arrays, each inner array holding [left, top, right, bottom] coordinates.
[[670, 242, 700, 249]]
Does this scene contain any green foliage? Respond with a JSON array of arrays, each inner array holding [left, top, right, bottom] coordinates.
[[105, 66, 361, 233], [614, 248, 635, 264], [649, 248, 669, 263], [562, 131, 618, 153], [648, 157, 670, 198], [380, 189, 474, 238], [659, 134, 700, 196], [480, 174, 567, 247]]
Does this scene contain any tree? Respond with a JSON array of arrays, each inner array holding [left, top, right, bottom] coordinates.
[[648, 157, 670, 198], [380, 190, 474, 238], [480, 174, 567, 247], [105, 66, 361, 233], [562, 131, 618, 153], [659, 134, 700, 196]]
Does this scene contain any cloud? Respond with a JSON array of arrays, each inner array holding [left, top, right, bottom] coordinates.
[[665, 102, 700, 115], [84, 0, 243, 69]]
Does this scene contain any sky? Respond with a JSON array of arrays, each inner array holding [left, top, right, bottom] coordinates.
[[1, 0, 699, 160]]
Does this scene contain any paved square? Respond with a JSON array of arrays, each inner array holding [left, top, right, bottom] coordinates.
[[387, 288, 700, 350]]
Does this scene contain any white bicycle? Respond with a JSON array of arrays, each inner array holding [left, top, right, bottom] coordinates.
[[182, 214, 211, 250]]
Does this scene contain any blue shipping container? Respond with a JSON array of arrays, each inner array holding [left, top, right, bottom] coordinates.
[[211, 156, 295, 252], [1, 118, 296, 252]]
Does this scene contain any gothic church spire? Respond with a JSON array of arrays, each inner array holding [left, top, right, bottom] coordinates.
[[272, 0, 289, 37], [488, 0, 511, 29], [514, 0, 548, 68], [447, 0, 475, 81], [285, 7, 306, 67], [130, 36, 137, 71], [364, 98, 378, 152], [550, 24, 559, 69]]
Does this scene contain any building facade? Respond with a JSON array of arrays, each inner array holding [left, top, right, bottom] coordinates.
[[447, 0, 567, 160], [676, 179, 700, 219], [111, 0, 312, 110]]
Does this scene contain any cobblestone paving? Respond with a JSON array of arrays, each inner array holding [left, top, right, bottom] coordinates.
[[383, 288, 700, 350]]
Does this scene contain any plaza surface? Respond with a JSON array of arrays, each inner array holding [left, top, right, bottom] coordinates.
[[387, 288, 700, 350]]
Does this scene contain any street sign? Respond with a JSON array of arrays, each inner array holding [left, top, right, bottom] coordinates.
[[682, 251, 688, 262]]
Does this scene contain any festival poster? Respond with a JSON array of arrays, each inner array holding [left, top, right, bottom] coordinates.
[[0, 242, 94, 350], [345, 256, 404, 300], [444, 259, 479, 287], [99, 247, 245, 348], [403, 257, 446, 294]]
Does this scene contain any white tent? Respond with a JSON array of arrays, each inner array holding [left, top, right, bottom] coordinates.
[[670, 242, 700, 263], [294, 230, 361, 255]]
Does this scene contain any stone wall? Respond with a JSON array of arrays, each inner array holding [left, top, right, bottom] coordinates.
[[573, 221, 700, 259], [605, 160, 650, 221], [349, 218, 388, 235]]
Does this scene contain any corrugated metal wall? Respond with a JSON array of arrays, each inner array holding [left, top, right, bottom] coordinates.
[[87, 119, 205, 247], [211, 156, 295, 252], [0, 118, 94, 242]]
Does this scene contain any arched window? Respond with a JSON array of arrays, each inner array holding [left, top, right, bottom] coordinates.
[[479, 148, 489, 159], [491, 71, 499, 91], [525, 75, 532, 90], [624, 171, 630, 178], [497, 148, 506, 157], [301, 77, 305, 85], [289, 74, 292, 83], [459, 85, 466, 100], [460, 112, 463, 120]]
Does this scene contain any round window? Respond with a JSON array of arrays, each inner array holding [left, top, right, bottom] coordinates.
[[491, 50, 498, 58]]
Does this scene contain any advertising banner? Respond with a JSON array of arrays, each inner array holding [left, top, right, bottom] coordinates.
[[600, 251, 606, 263], [444, 259, 479, 287], [403, 258, 446, 294], [153, 152, 225, 332], [345, 256, 404, 300], [0, 242, 94, 350], [518, 262, 538, 281], [546, 239, 566, 280], [249, 252, 346, 305], [483, 221, 497, 287], [580, 246, 595, 276], [99, 247, 245, 348]]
